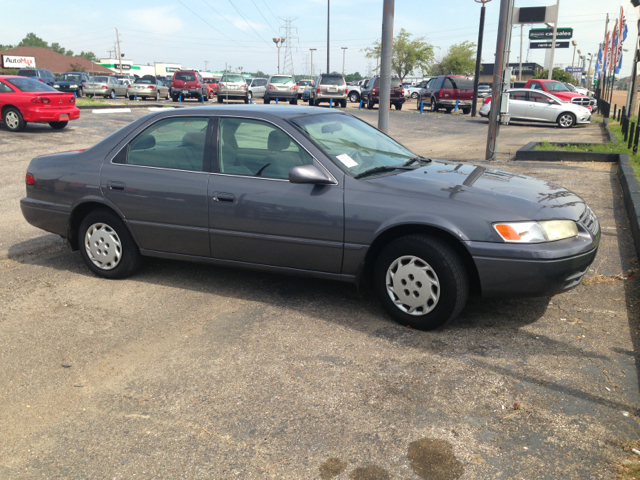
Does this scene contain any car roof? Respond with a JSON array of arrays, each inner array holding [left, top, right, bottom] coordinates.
[[154, 104, 348, 120]]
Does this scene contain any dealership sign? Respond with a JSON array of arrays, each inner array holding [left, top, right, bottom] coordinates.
[[166, 66, 180, 72], [529, 28, 573, 40], [530, 41, 570, 49], [2, 55, 36, 69]]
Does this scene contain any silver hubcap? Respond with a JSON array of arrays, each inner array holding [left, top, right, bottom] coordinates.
[[559, 114, 573, 127], [85, 223, 122, 270], [386, 255, 440, 316], [5, 111, 19, 129]]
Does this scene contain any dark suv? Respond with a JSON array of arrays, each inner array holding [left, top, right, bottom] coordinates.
[[309, 74, 347, 107], [17, 68, 56, 86], [417, 75, 474, 114], [360, 75, 405, 110], [170, 70, 208, 102]]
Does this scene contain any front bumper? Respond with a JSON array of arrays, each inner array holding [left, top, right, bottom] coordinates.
[[53, 85, 82, 93], [22, 107, 80, 123], [576, 113, 592, 124], [467, 227, 600, 298]]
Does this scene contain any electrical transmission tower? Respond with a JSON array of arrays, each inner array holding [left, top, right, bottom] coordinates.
[[279, 17, 298, 76]]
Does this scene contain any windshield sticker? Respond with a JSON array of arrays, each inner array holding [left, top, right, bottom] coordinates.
[[336, 154, 358, 168]]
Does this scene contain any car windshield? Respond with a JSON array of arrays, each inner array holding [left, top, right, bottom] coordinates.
[[321, 76, 345, 85], [60, 74, 83, 81], [6, 78, 58, 92], [290, 113, 416, 177], [546, 82, 571, 92], [564, 83, 577, 92], [269, 76, 294, 84], [18, 70, 37, 77], [175, 72, 196, 81], [221, 74, 244, 83], [299, 80, 312, 85], [204, 78, 217, 84], [134, 79, 155, 84], [93, 77, 109, 82]]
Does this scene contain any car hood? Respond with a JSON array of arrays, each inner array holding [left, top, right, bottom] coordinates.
[[56, 80, 83, 86], [368, 160, 587, 222], [551, 91, 584, 101]]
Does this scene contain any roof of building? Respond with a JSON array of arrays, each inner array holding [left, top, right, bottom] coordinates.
[[0, 47, 113, 75]]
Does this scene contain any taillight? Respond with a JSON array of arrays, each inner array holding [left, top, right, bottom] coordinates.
[[373, 87, 378, 94], [218, 83, 225, 88], [39, 78, 43, 82], [345, 87, 348, 93], [242, 84, 247, 88], [268, 85, 275, 90], [439, 88, 444, 96], [127, 85, 131, 88], [69, 96, 75, 104], [149, 86, 155, 89], [317, 87, 320, 93], [483, 96, 492, 104], [196, 83, 201, 88], [31, 97, 50, 104], [102, 85, 108, 89], [25, 173, 34, 185], [291, 85, 297, 90]]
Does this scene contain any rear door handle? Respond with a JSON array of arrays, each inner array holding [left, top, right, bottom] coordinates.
[[108, 181, 125, 191], [214, 193, 235, 203]]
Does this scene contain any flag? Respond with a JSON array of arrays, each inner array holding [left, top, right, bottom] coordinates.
[[603, 31, 610, 73], [609, 21, 618, 73], [594, 45, 602, 79], [615, 10, 627, 75]]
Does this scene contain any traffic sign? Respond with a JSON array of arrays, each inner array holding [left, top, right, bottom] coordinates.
[[530, 41, 570, 49], [529, 28, 573, 40]]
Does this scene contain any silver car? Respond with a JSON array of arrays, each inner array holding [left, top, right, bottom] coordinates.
[[479, 88, 591, 128], [217, 74, 248, 103], [127, 77, 171, 101], [84, 76, 120, 99], [477, 85, 492, 98], [264, 75, 298, 104], [247, 78, 267, 99]]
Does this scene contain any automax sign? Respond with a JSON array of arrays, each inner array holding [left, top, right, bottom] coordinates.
[[529, 28, 573, 40], [166, 66, 180, 72], [2, 55, 36, 69]]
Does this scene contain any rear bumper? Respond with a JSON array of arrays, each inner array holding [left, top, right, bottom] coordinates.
[[84, 88, 110, 96], [172, 88, 202, 98], [439, 99, 472, 107], [22, 107, 80, 123], [265, 91, 297, 100], [129, 88, 157, 97], [218, 89, 247, 98], [20, 198, 69, 237]]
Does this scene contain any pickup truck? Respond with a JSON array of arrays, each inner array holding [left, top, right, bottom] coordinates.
[[524, 79, 593, 108], [347, 84, 362, 103], [407, 79, 431, 99]]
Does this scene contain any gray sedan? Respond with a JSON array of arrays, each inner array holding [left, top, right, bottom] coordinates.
[[127, 78, 170, 101], [20, 106, 600, 330], [84, 76, 120, 99]]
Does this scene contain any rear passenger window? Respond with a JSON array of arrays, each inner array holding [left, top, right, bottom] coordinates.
[[116, 117, 209, 172]]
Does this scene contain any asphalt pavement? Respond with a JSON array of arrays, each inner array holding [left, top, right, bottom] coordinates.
[[0, 107, 638, 479]]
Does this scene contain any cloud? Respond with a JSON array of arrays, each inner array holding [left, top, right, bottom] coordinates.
[[126, 6, 185, 35], [223, 16, 266, 33]]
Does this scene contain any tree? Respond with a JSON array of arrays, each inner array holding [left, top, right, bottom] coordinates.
[[65, 50, 74, 57], [533, 68, 575, 84], [69, 63, 87, 73], [430, 41, 476, 76], [362, 29, 434, 81], [79, 51, 99, 62], [18, 33, 48, 48], [0, 44, 15, 51], [51, 42, 66, 55]]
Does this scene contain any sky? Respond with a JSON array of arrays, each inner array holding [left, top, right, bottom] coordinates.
[[0, 0, 632, 78]]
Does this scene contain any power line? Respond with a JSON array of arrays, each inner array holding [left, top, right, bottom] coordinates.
[[201, 0, 263, 42], [262, 0, 280, 24], [250, 0, 279, 35], [226, 0, 274, 48]]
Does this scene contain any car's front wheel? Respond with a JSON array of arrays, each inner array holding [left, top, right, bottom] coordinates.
[[349, 92, 360, 103], [557, 112, 576, 128], [79, 209, 142, 279], [411, 92, 419, 99], [373, 235, 469, 330], [3, 107, 26, 132]]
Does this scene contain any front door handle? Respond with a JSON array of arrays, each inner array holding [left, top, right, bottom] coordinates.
[[214, 193, 235, 203], [108, 181, 125, 191]]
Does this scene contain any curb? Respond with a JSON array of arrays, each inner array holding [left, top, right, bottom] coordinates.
[[514, 142, 618, 162], [603, 118, 619, 144]]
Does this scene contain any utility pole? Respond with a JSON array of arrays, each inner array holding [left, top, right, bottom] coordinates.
[[471, 0, 491, 117], [599, 14, 609, 101], [378, 0, 394, 134], [204, 60, 208, 71], [486, 0, 515, 160], [327, 0, 330, 73], [310, 48, 317, 79], [115, 28, 123, 74], [519, 24, 523, 81], [341, 47, 348, 75], [547, 0, 560, 80]]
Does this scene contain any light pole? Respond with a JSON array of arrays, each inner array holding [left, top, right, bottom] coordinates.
[[310, 48, 317, 79], [341, 47, 348, 75], [471, 0, 492, 117], [273, 37, 285, 74], [327, 0, 330, 73], [571, 40, 578, 78]]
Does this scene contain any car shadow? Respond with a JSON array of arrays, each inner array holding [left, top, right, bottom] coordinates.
[[7, 232, 632, 413]]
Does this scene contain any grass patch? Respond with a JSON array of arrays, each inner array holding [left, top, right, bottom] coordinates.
[[615, 441, 640, 480], [533, 117, 640, 176], [75, 97, 107, 107]]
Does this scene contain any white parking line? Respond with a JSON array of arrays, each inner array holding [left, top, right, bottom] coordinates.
[[92, 108, 132, 114]]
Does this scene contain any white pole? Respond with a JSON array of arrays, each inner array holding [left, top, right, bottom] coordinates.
[[547, 0, 560, 80]]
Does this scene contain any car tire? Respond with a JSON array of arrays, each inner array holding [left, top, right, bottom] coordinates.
[[395, 102, 403, 111], [203, 91, 209, 102], [462, 108, 471, 115], [155, 92, 160, 102], [290, 98, 298, 105], [367, 98, 374, 110], [76, 89, 83, 98], [172, 95, 179, 102], [264, 97, 271, 104], [78, 209, 142, 280], [445, 107, 453, 113], [49, 121, 68, 130], [129, 95, 136, 101], [349, 92, 360, 103], [308, 98, 315, 106], [557, 112, 576, 128], [110, 90, 116, 100], [245, 96, 250, 104], [209, 90, 214, 99], [3, 107, 26, 132], [373, 234, 469, 331], [247, 91, 252, 100], [217, 95, 224, 103], [411, 92, 419, 99], [340, 99, 347, 108], [431, 98, 438, 112]]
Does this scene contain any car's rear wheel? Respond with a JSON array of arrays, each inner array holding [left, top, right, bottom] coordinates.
[[247, 91, 252, 100], [217, 95, 224, 103], [3, 107, 26, 132], [367, 98, 374, 110], [374, 235, 469, 330], [79, 209, 142, 279], [264, 97, 271, 104], [462, 108, 471, 115], [557, 112, 576, 128], [290, 98, 298, 105], [340, 99, 347, 108], [155, 92, 160, 102], [445, 107, 453, 113], [349, 92, 360, 103], [49, 121, 68, 130], [308, 98, 315, 106], [129, 95, 135, 101], [110, 90, 116, 100], [431, 98, 438, 112], [395, 102, 402, 111]]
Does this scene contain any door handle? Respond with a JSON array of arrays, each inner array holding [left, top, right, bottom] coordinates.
[[108, 181, 125, 191], [214, 193, 235, 203]]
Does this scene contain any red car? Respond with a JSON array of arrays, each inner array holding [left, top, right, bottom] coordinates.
[[203, 78, 219, 99], [0, 75, 79, 132], [524, 79, 593, 109]]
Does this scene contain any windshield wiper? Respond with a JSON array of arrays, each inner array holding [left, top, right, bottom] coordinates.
[[354, 165, 414, 179], [402, 156, 432, 167]]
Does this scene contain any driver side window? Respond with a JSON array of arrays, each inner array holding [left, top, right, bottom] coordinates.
[[218, 118, 313, 179]]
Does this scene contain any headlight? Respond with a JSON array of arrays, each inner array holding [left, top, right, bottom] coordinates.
[[53, 84, 59, 88], [70, 84, 78, 88], [494, 220, 578, 243]]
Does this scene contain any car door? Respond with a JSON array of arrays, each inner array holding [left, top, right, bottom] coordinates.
[[207, 116, 344, 273], [114, 80, 127, 97], [101, 115, 213, 257], [507, 90, 529, 119], [526, 92, 557, 122], [254, 79, 266, 98]]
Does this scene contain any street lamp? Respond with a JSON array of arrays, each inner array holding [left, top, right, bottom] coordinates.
[[341, 47, 348, 75], [571, 40, 578, 76], [273, 37, 285, 74], [310, 48, 317, 79], [471, 0, 492, 117]]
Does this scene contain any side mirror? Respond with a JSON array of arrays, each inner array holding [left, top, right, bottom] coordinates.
[[289, 164, 334, 185]]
